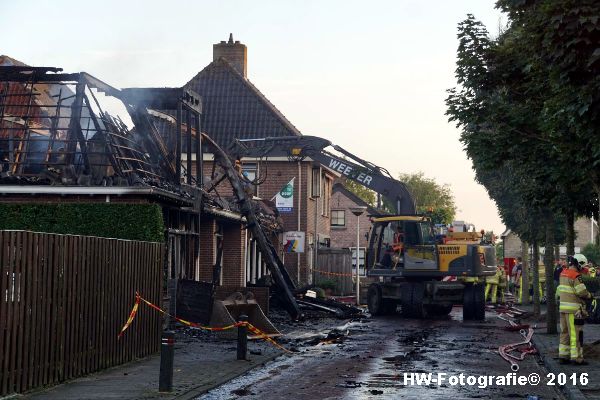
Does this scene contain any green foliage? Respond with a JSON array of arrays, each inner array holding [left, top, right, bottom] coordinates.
[[316, 279, 337, 291], [582, 243, 600, 265], [495, 242, 504, 263], [582, 275, 600, 294], [398, 172, 456, 224], [445, 7, 598, 246], [446, 4, 600, 331], [343, 179, 376, 207], [0, 204, 165, 242]]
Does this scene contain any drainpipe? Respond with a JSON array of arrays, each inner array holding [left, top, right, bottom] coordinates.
[[297, 161, 301, 284], [314, 183, 319, 286]]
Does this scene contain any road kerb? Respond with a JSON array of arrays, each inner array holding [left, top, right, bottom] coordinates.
[[530, 334, 587, 400]]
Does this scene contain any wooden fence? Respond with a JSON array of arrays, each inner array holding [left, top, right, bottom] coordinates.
[[0, 230, 164, 396], [316, 248, 353, 295]]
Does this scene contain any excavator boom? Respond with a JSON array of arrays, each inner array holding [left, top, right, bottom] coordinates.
[[229, 136, 416, 214]]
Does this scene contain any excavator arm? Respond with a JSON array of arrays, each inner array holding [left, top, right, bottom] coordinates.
[[228, 136, 416, 214]]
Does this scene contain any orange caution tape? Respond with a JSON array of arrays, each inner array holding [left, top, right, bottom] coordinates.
[[118, 293, 292, 353], [118, 293, 140, 339], [305, 265, 356, 277]]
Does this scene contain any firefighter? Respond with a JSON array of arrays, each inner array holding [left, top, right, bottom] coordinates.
[[485, 266, 500, 304], [538, 262, 546, 303], [517, 266, 532, 304], [556, 255, 592, 365], [497, 266, 508, 304], [574, 253, 588, 274]]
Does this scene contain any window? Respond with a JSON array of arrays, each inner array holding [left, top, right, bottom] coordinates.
[[351, 247, 366, 276], [321, 176, 331, 216], [241, 162, 258, 196], [311, 167, 321, 198], [331, 210, 345, 227]]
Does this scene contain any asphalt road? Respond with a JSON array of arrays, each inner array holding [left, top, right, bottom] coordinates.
[[200, 308, 565, 400]]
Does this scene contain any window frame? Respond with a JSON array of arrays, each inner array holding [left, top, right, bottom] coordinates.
[[330, 209, 346, 227]]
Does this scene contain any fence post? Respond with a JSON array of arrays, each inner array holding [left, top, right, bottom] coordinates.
[[237, 315, 248, 360], [159, 330, 175, 392]]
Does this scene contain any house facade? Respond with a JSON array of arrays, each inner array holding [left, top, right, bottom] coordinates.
[[329, 182, 379, 276], [501, 216, 598, 261], [183, 35, 335, 286]]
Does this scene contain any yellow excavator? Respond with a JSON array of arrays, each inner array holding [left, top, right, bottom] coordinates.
[[228, 135, 497, 320], [367, 215, 496, 319]]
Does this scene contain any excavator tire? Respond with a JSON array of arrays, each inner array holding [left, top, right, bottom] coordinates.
[[473, 284, 486, 320], [402, 282, 427, 319], [368, 284, 385, 316], [463, 284, 475, 320], [368, 284, 397, 316], [463, 284, 485, 321]]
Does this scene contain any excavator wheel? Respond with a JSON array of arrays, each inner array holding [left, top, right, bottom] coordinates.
[[368, 284, 397, 316], [402, 282, 427, 319], [473, 284, 485, 320], [463, 283, 485, 321]]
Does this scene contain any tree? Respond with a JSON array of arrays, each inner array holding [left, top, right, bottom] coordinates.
[[397, 172, 456, 224], [495, 241, 504, 263], [445, 13, 574, 332], [582, 243, 600, 265], [342, 179, 376, 207]]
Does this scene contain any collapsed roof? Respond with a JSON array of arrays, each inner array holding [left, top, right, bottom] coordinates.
[[0, 59, 201, 197], [0, 59, 283, 231]]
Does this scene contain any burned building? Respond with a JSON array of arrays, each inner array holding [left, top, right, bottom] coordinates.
[[0, 55, 283, 314], [0, 56, 206, 280]]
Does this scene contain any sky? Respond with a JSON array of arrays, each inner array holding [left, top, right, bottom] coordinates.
[[1, 0, 507, 234]]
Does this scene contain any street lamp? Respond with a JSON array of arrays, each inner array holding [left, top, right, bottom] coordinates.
[[350, 206, 367, 305]]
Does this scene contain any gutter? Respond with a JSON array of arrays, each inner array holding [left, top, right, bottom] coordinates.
[[0, 185, 193, 204], [203, 206, 246, 222]]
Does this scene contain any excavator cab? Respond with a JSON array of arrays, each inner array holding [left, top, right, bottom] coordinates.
[[367, 215, 438, 276], [366, 215, 497, 320], [367, 215, 496, 279]]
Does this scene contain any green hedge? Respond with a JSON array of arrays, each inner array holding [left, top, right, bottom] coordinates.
[[0, 203, 164, 242], [582, 275, 600, 295]]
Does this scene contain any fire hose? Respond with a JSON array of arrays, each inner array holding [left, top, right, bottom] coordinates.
[[498, 327, 536, 371], [496, 308, 537, 371]]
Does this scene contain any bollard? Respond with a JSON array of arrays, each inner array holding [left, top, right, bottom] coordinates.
[[159, 330, 175, 392], [237, 314, 248, 360]]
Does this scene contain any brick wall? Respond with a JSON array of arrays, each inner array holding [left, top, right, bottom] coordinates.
[[503, 232, 522, 259], [503, 217, 597, 259], [193, 158, 334, 286], [330, 190, 371, 249], [574, 217, 595, 248]]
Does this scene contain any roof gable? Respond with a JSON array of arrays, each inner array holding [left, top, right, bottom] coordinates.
[[332, 183, 380, 215], [185, 58, 301, 149]]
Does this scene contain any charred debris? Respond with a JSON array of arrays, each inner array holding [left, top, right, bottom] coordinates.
[[0, 64, 360, 321]]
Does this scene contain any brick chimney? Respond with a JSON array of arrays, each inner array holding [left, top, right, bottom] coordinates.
[[213, 33, 247, 77]]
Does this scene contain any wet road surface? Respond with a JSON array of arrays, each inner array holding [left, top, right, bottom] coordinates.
[[200, 308, 564, 400]]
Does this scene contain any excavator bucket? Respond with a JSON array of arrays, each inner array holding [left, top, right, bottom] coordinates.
[[210, 292, 281, 340]]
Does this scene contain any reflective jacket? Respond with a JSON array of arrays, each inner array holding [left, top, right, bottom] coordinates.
[[486, 269, 500, 285], [538, 264, 546, 283], [556, 268, 591, 314], [498, 268, 508, 288]]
